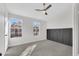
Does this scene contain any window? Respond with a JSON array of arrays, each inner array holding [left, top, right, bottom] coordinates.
[[32, 21, 40, 36], [9, 18, 22, 38]]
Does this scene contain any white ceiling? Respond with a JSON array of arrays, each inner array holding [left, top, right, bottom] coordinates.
[[5, 3, 73, 21]]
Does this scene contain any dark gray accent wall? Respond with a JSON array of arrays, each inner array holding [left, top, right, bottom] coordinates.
[[47, 28, 72, 46]]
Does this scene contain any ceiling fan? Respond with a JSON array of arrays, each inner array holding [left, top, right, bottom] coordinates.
[[35, 3, 52, 15]]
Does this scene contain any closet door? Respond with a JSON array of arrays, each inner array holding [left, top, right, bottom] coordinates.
[[62, 29, 72, 46], [47, 28, 72, 46], [52, 29, 58, 42], [57, 29, 63, 43]]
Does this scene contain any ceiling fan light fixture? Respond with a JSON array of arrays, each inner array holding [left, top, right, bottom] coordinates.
[[43, 11, 48, 15], [45, 12, 48, 15]]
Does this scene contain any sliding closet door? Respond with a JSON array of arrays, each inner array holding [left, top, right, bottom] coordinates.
[[47, 28, 72, 46]]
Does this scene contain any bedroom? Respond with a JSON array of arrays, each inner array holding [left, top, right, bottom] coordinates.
[[0, 3, 78, 56]]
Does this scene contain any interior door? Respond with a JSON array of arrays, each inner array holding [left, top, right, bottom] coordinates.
[[4, 15, 9, 54], [0, 4, 9, 56]]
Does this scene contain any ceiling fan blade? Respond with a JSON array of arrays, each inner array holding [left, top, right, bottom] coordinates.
[[44, 4, 52, 11], [35, 9, 45, 11]]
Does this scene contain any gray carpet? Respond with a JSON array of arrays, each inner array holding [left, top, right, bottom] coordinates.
[[5, 40, 72, 56]]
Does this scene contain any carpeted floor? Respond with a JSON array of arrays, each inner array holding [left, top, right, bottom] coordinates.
[[5, 40, 72, 56]]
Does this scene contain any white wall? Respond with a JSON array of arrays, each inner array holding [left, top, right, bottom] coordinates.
[[73, 3, 79, 56], [8, 14, 46, 47], [46, 3, 73, 29], [76, 4, 79, 56]]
